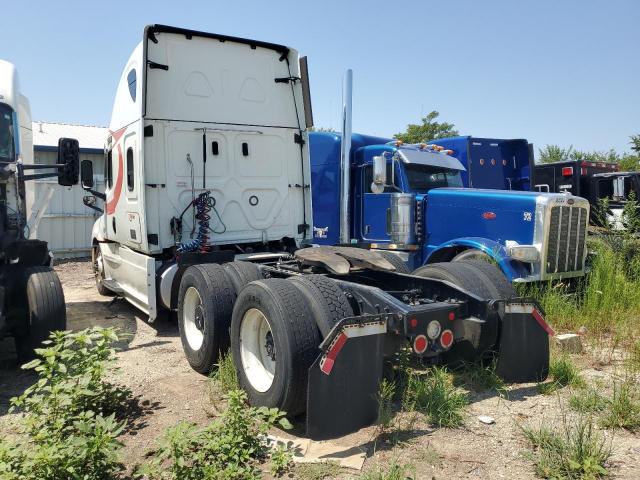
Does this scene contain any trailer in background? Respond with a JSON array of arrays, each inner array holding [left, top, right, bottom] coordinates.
[[532, 160, 640, 227], [426, 136, 534, 191]]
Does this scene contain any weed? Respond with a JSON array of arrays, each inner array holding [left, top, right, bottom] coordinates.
[[270, 444, 293, 477], [628, 339, 640, 371], [139, 389, 292, 480], [1, 327, 130, 480], [539, 354, 584, 394], [600, 379, 640, 431], [456, 361, 506, 395], [291, 461, 343, 480], [402, 367, 467, 428], [210, 352, 238, 395], [522, 415, 611, 479], [377, 378, 396, 430], [360, 461, 415, 480], [569, 388, 607, 414], [520, 239, 640, 338]]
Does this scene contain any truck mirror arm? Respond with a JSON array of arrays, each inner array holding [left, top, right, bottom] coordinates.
[[84, 188, 106, 201]]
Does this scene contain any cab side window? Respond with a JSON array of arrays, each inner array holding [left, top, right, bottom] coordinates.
[[126, 147, 134, 191], [127, 69, 137, 102], [105, 149, 113, 189]]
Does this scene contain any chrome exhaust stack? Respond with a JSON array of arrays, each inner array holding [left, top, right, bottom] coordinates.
[[339, 69, 353, 245]]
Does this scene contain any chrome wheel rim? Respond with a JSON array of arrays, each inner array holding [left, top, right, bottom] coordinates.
[[183, 286, 205, 351], [239, 308, 276, 392]]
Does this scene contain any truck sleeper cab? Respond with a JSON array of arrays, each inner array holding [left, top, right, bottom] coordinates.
[[310, 132, 590, 282], [69, 25, 553, 440]]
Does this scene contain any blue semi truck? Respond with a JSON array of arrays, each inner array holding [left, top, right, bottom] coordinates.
[[309, 131, 589, 282], [427, 136, 533, 191]]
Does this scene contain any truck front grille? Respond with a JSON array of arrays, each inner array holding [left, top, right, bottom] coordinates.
[[545, 205, 588, 274]]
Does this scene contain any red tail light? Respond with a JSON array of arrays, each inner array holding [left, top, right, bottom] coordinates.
[[561, 166, 573, 177], [482, 211, 497, 220], [440, 330, 454, 349], [413, 335, 428, 354]]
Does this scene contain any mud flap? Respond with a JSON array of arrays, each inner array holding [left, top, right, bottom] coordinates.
[[495, 299, 554, 383], [306, 316, 387, 440]]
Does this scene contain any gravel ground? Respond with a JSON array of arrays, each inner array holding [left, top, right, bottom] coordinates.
[[0, 259, 638, 478]]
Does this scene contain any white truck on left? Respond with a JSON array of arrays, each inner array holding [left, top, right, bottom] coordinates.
[[0, 59, 78, 359]]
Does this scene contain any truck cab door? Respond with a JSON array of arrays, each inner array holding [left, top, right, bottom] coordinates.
[[360, 161, 401, 242]]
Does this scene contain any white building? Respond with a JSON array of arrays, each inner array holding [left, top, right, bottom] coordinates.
[[31, 122, 107, 258]]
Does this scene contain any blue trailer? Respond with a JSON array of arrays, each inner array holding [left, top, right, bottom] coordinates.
[[427, 136, 534, 191], [310, 132, 589, 282]]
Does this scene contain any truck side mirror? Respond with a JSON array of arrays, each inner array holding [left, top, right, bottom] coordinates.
[[371, 155, 386, 194], [57, 137, 79, 186], [80, 160, 94, 190]]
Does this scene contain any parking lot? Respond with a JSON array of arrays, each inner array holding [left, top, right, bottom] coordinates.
[[0, 259, 636, 478]]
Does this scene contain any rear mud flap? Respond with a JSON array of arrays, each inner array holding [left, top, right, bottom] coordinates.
[[495, 299, 554, 383], [306, 317, 387, 440]]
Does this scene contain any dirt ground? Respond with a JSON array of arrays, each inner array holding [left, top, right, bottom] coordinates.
[[1, 259, 639, 479]]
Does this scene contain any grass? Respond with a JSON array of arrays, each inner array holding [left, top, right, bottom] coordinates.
[[360, 461, 415, 480], [600, 378, 640, 432], [569, 388, 607, 414], [539, 354, 584, 394], [455, 361, 506, 395], [292, 461, 344, 480], [210, 352, 238, 394], [377, 378, 397, 430], [402, 367, 467, 428], [628, 339, 640, 371], [520, 238, 640, 338], [522, 414, 611, 479]]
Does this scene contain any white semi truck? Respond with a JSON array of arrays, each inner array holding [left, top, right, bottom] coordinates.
[[0, 60, 74, 359], [63, 25, 554, 439]]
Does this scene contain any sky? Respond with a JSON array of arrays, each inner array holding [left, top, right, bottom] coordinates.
[[2, 0, 639, 154]]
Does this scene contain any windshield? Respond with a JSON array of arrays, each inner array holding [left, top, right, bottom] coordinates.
[[405, 164, 463, 193], [0, 103, 15, 162]]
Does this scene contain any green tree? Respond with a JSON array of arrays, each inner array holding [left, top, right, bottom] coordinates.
[[394, 111, 458, 143], [537, 145, 573, 164], [630, 134, 640, 155]]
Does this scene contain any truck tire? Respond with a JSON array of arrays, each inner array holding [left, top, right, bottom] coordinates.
[[14, 266, 66, 361], [412, 261, 513, 363], [93, 246, 114, 296], [222, 261, 263, 295], [376, 250, 411, 274], [290, 274, 354, 338], [178, 264, 235, 374], [230, 278, 320, 416], [461, 260, 515, 299]]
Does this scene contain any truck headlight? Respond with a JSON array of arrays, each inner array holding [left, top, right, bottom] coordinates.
[[505, 243, 540, 263]]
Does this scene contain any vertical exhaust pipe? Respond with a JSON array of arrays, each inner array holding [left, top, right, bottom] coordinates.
[[339, 69, 353, 245]]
